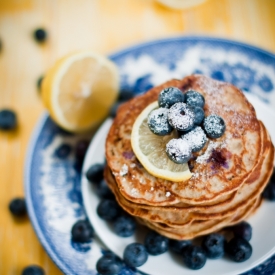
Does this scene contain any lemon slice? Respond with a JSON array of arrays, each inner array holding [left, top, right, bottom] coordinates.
[[131, 101, 192, 182], [41, 51, 119, 132]]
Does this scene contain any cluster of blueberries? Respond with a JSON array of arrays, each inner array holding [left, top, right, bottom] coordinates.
[[147, 87, 226, 164], [85, 163, 255, 274]]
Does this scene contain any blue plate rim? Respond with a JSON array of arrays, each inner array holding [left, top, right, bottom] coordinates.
[[24, 35, 275, 275]]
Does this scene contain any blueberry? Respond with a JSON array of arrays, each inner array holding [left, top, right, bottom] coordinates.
[[225, 237, 252, 262], [75, 139, 89, 161], [54, 143, 72, 159], [185, 90, 205, 108], [96, 253, 123, 275], [230, 221, 252, 241], [118, 90, 135, 101], [71, 220, 94, 243], [113, 215, 136, 237], [169, 239, 191, 254], [181, 126, 207, 152], [0, 109, 17, 130], [109, 102, 122, 118], [22, 265, 45, 275], [147, 108, 173, 136], [97, 199, 121, 221], [37, 75, 44, 91], [144, 231, 169, 255], [86, 163, 104, 183], [192, 106, 205, 125], [203, 114, 226, 138], [168, 102, 195, 132], [202, 233, 225, 259], [9, 198, 27, 217], [33, 28, 47, 42], [183, 245, 207, 270], [158, 87, 185, 108], [166, 138, 192, 164], [95, 179, 114, 199], [123, 243, 148, 267], [263, 182, 275, 201]]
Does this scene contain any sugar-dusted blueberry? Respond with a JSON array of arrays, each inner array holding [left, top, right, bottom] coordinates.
[[158, 87, 185, 108], [95, 179, 114, 199], [86, 163, 104, 183], [97, 199, 121, 221], [9, 198, 27, 217], [168, 102, 195, 132], [144, 231, 169, 255], [113, 214, 136, 237], [33, 28, 47, 42], [202, 233, 225, 259], [185, 90, 205, 108], [123, 243, 148, 267], [169, 239, 191, 254], [96, 253, 123, 275], [0, 109, 17, 130], [192, 106, 205, 125], [22, 265, 45, 275], [225, 237, 252, 262], [166, 138, 192, 164], [147, 107, 173, 136], [183, 245, 207, 270], [230, 221, 252, 241], [54, 143, 72, 159], [71, 220, 94, 243], [181, 126, 207, 152], [203, 114, 226, 138]]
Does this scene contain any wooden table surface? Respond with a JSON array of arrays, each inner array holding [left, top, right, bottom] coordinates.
[[0, 0, 275, 274]]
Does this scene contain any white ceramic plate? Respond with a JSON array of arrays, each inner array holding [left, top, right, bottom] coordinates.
[[81, 93, 275, 275]]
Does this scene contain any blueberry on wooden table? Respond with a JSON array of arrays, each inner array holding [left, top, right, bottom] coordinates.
[[9, 198, 27, 217], [33, 28, 47, 43], [96, 252, 123, 275], [86, 163, 104, 183], [0, 109, 17, 130], [144, 231, 169, 255], [202, 233, 225, 259], [123, 243, 148, 267], [71, 220, 94, 243], [225, 237, 252, 262], [113, 214, 137, 237], [22, 265, 45, 275], [97, 199, 121, 221], [182, 245, 207, 270], [169, 239, 191, 254]]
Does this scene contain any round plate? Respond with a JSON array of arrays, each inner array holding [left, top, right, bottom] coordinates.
[[25, 36, 275, 275]]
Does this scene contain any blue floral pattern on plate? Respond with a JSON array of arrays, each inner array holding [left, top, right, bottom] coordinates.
[[25, 36, 275, 275]]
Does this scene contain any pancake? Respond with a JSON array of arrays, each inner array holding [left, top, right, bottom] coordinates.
[[106, 75, 262, 206]]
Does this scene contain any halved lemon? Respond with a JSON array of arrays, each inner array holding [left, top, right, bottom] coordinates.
[[41, 51, 119, 132], [131, 101, 192, 182]]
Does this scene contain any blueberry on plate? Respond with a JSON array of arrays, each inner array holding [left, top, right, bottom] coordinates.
[[166, 138, 192, 164], [0, 109, 17, 130], [147, 107, 173, 136], [230, 221, 252, 241], [202, 233, 225, 259], [168, 102, 195, 132], [75, 139, 89, 161], [97, 199, 121, 221], [144, 231, 169, 255], [183, 245, 207, 270], [181, 126, 207, 152], [123, 243, 148, 267], [33, 28, 47, 42], [86, 163, 104, 183], [192, 106, 205, 125], [96, 253, 123, 275], [113, 214, 137, 237], [71, 220, 94, 243], [158, 87, 185, 108], [95, 179, 114, 199], [185, 90, 205, 108], [22, 265, 45, 275], [225, 237, 252, 262], [263, 171, 275, 201], [169, 239, 191, 254], [9, 198, 27, 217], [54, 143, 72, 159], [203, 114, 226, 138], [118, 89, 135, 101]]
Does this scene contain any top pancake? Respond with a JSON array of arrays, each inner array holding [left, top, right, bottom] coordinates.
[[105, 75, 262, 205]]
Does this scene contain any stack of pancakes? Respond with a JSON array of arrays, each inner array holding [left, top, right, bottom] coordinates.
[[105, 75, 274, 240]]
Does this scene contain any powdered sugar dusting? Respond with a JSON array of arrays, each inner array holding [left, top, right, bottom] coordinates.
[[182, 126, 208, 152], [120, 164, 128, 176], [166, 138, 192, 163]]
